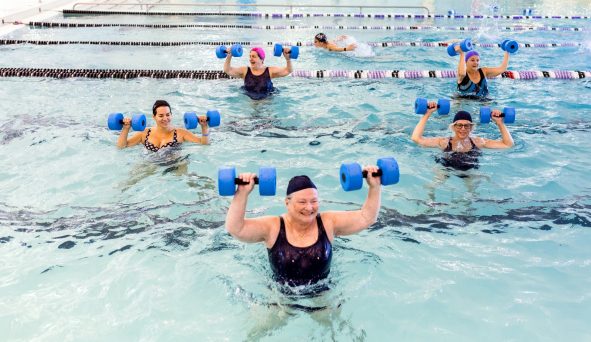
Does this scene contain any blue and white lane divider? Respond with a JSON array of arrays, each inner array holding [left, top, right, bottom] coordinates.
[[60, 9, 591, 20], [0, 39, 583, 49], [25, 21, 586, 31], [0, 68, 588, 80]]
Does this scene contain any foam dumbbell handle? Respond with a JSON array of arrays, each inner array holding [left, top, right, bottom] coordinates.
[[216, 45, 228, 59]]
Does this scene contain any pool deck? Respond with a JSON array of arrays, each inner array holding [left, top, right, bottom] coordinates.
[[0, 0, 99, 36]]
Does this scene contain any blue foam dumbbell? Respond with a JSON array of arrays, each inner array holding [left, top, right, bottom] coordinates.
[[339, 157, 399, 192], [500, 39, 519, 53], [480, 107, 516, 124], [183, 110, 221, 129], [218, 166, 277, 196], [447, 38, 473, 56], [216, 44, 243, 59], [415, 98, 451, 115], [273, 43, 299, 59], [107, 113, 146, 131]]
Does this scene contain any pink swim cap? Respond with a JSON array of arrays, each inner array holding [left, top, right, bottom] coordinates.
[[251, 47, 265, 60]]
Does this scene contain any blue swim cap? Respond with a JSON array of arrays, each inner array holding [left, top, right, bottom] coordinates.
[[465, 50, 480, 62]]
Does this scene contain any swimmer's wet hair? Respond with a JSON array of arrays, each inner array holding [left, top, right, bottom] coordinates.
[[152, 100, 171, 115]]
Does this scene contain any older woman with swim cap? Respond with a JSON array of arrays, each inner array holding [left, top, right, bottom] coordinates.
[[117, 100, 209, 151], [411, 103, 514, 171], [455, 46, 511, 98], [224, 170, 382, 287], [313, 33, 357, 52], [223, 46, 293, 98]]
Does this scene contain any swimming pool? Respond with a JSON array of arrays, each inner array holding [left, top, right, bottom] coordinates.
[[1, 0, 590, 340]]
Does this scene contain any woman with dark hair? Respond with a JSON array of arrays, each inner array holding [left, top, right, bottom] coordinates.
[[313, 32, 357, 52], [116, 100, 210, 150]]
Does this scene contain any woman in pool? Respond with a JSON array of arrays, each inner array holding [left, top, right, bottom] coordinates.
[[223, 46, 292, 99], [116, 100, 209, 150], [411, 102, 514, 171], [454, 46, 511, 98], [313, 32, 357, 52], [225, 171, 381, 287]]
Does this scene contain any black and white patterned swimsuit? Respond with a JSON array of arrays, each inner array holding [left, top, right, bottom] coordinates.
[[144, 128, 179, 152]]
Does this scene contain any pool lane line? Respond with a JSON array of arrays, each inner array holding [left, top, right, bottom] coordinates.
[[60, 9, 591, 20], [0, 68, 588, 80], [24, 21, 586, 31], [0, 39, 583, 48], [0, 39, 585, 49]]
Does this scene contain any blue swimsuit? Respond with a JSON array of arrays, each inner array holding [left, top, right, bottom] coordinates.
[[267, 215, 332, 287], [458, 68, 489, 97]]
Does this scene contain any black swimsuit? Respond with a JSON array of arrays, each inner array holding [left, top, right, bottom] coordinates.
[[243, 67, 274, 99], [267, 215, 333, 287], [144, 128, 179, 152], [436, 137, 481, 171]]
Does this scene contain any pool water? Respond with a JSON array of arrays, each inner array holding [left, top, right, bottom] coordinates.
[[1, 0, 590, 340]]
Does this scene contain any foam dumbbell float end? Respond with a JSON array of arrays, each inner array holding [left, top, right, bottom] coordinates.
[[376, 157, 400, 186], [108, 113, 124, 130], [216, 45, 228, 59], [501, 39, 519, 53], [340, 162, 364, 192], [257, 167, 277, 196], [230, 44, 243, 57]]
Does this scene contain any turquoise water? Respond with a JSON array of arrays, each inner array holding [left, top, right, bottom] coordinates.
[[1, 0, 591, 340]]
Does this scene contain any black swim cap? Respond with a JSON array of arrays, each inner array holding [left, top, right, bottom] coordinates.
[[286, 175, 317, 196], [453, 111, 472, 122], [314, 33, 327, 43]]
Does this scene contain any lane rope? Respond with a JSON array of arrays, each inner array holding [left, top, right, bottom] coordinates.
[[26, 21, 585, 31], [0, 39, 583, 49], [61, 9, 591, 20], [0, 68, 588, 80]]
